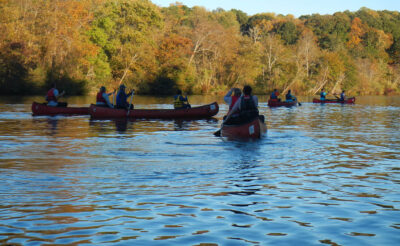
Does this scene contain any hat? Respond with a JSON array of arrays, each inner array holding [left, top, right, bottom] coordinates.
[[120, 84, 126, 89]]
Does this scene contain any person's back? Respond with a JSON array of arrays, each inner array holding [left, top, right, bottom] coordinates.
[[286, 90, 293, 101], [224, 85, 259, 124], [116, 84, 133, 109], [224, 88, 241, 112], [340, 90, 346, 101], [46, 83, 66, 107], [270, 89, 279, 100], [116, 90, 126, 108], [46, 87, 58, 106], [320, 89, 327, 100], [96, 86, 114, 108], [239, 86, 258, 119]]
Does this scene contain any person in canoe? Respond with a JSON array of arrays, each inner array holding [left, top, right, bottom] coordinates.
[[116, 84, 134, 110], [224, 85, 261, 123], [224, 88, 241, 113], [320, 88, 327, 101], [174, 89, 191, 109], [46, 83, 67, 107], [335, 90, 346, 101], [96, 86, 115, 108], [270, 89, 280, 101], [285, 89, 297, 102]]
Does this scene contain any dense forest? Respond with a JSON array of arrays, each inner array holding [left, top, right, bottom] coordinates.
[[1, 0, 399, 96]]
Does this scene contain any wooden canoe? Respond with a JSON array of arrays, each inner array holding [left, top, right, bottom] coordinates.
[[312, 97, 355, 104], [89, 102, 219, 119], [221, 116, 267, 139], [31, 102, 89, 116]]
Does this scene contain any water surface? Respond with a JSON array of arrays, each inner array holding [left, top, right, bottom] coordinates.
[[0, 95, 399, 245]]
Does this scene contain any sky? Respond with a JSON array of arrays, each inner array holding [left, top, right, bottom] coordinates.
[[151, 0, 400, 17]]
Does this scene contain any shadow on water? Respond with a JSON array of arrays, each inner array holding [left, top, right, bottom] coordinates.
[[89, 118, 130, 134], [174, 117, 218, 131], [89, 117, 219, 134]]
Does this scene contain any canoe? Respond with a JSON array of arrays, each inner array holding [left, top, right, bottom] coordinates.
[[312, 97, 355, 104], [31, 102, 89, 116], [268, 99, 297, 107], [221, 116, 267, 139], [89, 102, 219, 119]]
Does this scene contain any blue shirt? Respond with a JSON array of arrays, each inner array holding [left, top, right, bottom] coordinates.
[[320, 92, 327, 100], [116, 90, 128, 107]]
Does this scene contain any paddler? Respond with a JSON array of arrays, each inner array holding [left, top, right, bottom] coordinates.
[[224, 85, 259, 123], [116, 84, 134, 110], [270, 88, 280, 101], [96, 86, 115, 108], [173, 89, 191, 109], [224, 88, 242, 113], [46, 83, 67, 107], [320, 88, 327, 101]]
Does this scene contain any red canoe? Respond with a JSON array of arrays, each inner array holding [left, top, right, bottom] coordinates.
[[89, 102, 219, 119], [268, 99, 297, 107], [312, 97, 355, 104], [31, 102, 89, 116], [221, 116, 267, 139]]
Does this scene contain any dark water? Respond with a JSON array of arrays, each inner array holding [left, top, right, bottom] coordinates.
[[0, 95, 399, 245]]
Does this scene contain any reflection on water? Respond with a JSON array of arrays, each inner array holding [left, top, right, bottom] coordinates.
[[0, 96, 399, 245]]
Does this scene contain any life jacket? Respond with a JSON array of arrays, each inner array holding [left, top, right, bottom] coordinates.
[[240, 95, 257, 111], [46, 88, 57, 102], [270, 91, 278, 99], [238, 95, 259, 120], [340, 92, 345, 100], [229, 95, 240, 111], [96, 92, 106, 103], [320, 91, 326, 100], [174, 95, 185, 108], [286, 93, 293, 101]]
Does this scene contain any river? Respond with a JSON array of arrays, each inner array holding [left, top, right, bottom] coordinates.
[[0, 95, 399, 245]]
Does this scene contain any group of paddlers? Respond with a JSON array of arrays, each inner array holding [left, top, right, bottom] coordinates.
[[319, 88, 347, 101], [45, 83, 348, 119], [222, 85, 263, 124], [46, 83, 135, 110], [45, 83, 191, 110]]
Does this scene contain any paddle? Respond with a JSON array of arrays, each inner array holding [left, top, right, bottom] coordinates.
[[214, 122, 223, 136], [214, 116, 229, 137], [185, 95, 191, 108], [214, 127, 222, 136], [294, 96, 301, 106], [112, 88, 116, 106], [126, 89, 134, 116]]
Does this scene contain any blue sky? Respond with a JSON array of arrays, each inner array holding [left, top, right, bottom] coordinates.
[[151, 0, 400, 16]]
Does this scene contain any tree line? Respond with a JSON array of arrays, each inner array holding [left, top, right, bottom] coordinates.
[[0, 0, 399, 96]]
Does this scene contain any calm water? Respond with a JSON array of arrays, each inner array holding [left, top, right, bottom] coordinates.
[[0, 95, 399, 246]]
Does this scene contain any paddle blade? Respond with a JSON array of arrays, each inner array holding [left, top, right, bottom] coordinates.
[[213, 129, 221, 137]]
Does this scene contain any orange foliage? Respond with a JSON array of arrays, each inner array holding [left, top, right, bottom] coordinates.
[[347, 17, 366, 48]]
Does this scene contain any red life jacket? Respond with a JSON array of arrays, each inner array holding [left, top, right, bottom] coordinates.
[[229, 95, 240, 111], [46, 88, 57, 102], [96, 92, 106, 103]]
